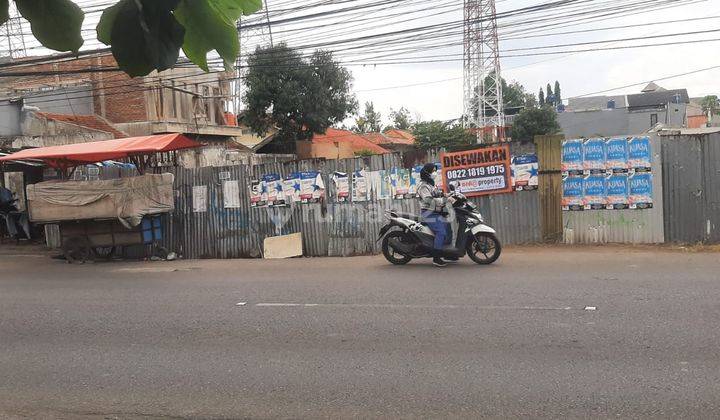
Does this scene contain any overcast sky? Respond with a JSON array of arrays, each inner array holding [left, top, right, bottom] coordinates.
[[7, 0, 720, 126]]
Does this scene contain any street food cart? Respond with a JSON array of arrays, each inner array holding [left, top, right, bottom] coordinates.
[[0, 134, 201, 263]]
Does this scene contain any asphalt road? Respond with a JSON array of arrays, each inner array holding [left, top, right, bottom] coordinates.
[[1, 245, 720, 419]]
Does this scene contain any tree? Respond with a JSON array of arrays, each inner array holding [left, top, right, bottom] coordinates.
[[0, 0, 262, 77], [539, 88, 545, 106], [554, 81, 562, 105], [412, 120, 475, 150], [524, 93, 538, 109], [701, 95, 719, 117], [243, 44, 358, 149], [353, 102, 382, 133], [387, 107, 413, 130], [510, 106, 561, 143], [546, 83, 553, 106]]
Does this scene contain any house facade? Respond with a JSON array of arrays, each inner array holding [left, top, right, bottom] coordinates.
[[557, 83, 693, 138]]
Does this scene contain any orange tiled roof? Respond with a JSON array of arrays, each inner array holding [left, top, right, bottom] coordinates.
[[383, 129, 415, 144], [313, 128, 389, 154], [37, 112, 128, 139]]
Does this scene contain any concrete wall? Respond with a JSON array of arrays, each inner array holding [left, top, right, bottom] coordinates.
[[558, 109, 629, 138], [0, 100, 22, 136], [559, 104, 687, 139], [0, 111, 113, 150], [23, 85, 94, 115]]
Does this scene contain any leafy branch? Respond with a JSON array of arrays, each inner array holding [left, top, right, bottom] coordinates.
[[1, 0, 262, 77]]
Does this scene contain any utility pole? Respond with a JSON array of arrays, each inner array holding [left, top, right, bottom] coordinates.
[[0, 2, 27, 61], [234, 0, 274, 114], [463, 0, 504, 143]]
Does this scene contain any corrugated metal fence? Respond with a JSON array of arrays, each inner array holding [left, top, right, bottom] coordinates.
[[160, 152, 541, 259], [562, 134, 665, 244], [661, 131, 720, 243]]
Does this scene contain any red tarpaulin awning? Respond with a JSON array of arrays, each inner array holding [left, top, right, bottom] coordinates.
[[0, 133, 202, 168]]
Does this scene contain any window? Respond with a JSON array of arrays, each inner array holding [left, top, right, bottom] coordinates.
[[650, 113, 658, 126]]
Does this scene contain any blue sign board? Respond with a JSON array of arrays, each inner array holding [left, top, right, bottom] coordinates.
[[606, 138, 629, 173], [606, 174, 629, 209], [628, 136, 652, 172], [562, 176, 584, 211], [629, 173, 653, 209], [583, 138, 606, 174]]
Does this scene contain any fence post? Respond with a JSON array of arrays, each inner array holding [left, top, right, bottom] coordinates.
[[534, 134, 564, 242]]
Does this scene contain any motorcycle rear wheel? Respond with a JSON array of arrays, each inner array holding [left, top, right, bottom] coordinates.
[[466, 232, 501, 265], [382, 231, 413, 265]]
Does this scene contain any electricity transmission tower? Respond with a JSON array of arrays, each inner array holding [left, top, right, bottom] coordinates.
[[463, 0, 504, 143], [0, 3, 27, 61], [234, 1, 274, 113]]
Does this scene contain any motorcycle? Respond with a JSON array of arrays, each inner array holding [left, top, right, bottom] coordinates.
[[378, 184, 501, 265]]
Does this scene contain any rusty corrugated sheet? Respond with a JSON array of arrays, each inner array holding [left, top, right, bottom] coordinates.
[[662, 131, 720, 243]]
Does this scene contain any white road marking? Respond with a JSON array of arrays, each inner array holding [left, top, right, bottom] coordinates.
[[253, 303, 573, 311], [584, 306, 598, 311]]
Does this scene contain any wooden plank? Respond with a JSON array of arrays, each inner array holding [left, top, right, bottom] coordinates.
[[535, 134, 563, 242]]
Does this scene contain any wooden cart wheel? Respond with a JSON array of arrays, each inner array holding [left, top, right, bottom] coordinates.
[[62, 236, 92, 264]]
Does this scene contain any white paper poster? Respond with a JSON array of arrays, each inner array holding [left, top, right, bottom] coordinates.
[[352, 170, 369, 202], [193, 185, 207, 213], [222, 180, 240, 208], [333, 172, 350, 202]]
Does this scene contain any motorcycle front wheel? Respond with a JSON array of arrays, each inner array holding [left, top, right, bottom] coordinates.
[[466, 232, 501, 265], [382, 230, 413, 265]]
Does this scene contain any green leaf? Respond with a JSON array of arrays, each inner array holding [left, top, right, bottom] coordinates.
[[96, 1, 122, 46], [102, 0, 185, 77], [15, 0, 84, 53], [175, 0, 261, 71], [0, 0, 9, 26]]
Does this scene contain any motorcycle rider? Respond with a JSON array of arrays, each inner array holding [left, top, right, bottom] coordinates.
[[417, 163, 451, 267]]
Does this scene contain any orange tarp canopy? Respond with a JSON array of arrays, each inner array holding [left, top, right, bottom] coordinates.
[[0, 133, 201, 168]]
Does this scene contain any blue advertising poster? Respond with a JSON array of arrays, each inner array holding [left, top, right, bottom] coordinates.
[[561, 139, 584, 175], [409, 165, 423, 197], [628, 136, 652, 172], [605, 174, 629, 209], [606, 138, 629, 173], [583, 175, 606, 210], [511, 154, 539, 191], [262, 173, 285, 207], [583, 138, 606, 174], [562, 176, 584, 211], [283, 172, 301, 203], [629, 173, 653, 209]]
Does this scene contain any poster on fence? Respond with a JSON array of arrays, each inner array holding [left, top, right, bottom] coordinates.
[[562, 176, 584, 211], [606, 137, 629, 173], [583, 138, 606, 174], [561, 139, 584, 175], [583, 175, 606, 210], [511, 154, 539, 191], [223, 180, 241, 209], [332, 172, 350, 202], [299, 171, 325, 203], [193, 185, 207, 213], [605, 174, 629, 209], [628, 136, 652, 173], [249, 179, 265, 207], [283, 173, 301, 203], [352, 170, 369, 202], [440, 145, 512, 197], [263, 173, 285, 207], [433, 162, 443, 190], [629, 173, 653, 209], [370, 169, 392, 200], [409, 165, 423, 197], [391, 168, 412, 199]]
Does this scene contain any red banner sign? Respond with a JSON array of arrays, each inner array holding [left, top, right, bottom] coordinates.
[[440, 144, 512, 197]]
